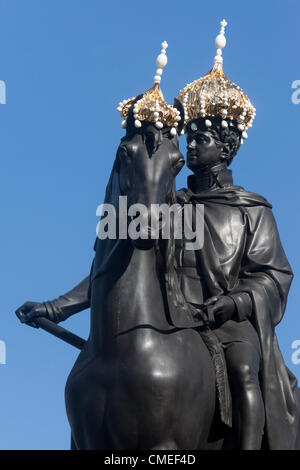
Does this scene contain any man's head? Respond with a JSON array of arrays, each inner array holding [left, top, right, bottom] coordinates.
[[186, 117, 242, 172]]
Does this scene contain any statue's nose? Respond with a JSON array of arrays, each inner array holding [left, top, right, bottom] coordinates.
[[187, 140, 196, 149]]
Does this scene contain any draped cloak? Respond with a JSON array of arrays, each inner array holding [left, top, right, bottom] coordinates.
[[176, 176, 300, 450]]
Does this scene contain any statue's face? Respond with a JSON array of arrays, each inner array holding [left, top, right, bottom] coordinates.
[[186, 129, 223, 171]]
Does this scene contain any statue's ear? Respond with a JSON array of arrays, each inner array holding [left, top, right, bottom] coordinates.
[[220, 142, 231, 161], [173, 98, 185, 135]]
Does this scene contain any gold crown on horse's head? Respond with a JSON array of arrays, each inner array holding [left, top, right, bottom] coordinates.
[[117, 42, 182, 136], [177, 20, 256, 144]]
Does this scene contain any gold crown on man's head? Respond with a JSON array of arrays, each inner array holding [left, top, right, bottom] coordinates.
[[117, 42, 182, 136], [177, 20, 256, 143]]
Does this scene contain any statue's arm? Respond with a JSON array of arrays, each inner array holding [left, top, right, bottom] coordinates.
[[227, 292, 252, 322], [15, 275, 91, 327], [230, 205, 293, 326], [204, 205, 293, 327], [44, 275, 91, 323]]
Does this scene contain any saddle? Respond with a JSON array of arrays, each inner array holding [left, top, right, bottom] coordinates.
[[169, 205, 232, 427], [163, 273, 232, 428]]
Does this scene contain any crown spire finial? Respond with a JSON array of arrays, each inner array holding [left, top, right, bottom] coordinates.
[[117, 41, 182, 135], [177, 19, 256, 138], [214, 19, 227, 64], [154, 41, 168, 85]]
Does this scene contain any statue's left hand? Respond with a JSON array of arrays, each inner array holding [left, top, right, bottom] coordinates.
[[15, 301, 48, 328], [202, 295, 236, 327]]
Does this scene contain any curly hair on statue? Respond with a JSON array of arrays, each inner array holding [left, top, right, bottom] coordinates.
[[187, 117, 242, 166]]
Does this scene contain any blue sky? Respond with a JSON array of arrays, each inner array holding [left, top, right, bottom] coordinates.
[[0, 0, 299, 449]]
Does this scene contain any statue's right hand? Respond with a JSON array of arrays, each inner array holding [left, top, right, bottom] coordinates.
[[15, 301, 48, 328]]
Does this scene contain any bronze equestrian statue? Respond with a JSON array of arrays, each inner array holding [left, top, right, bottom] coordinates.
[[16, 42, 222, 450], [16, 22, 300, 450]]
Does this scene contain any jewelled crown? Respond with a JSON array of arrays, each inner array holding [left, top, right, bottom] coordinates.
[[117, 42, 182, 136], [177, 20, 256, 142]]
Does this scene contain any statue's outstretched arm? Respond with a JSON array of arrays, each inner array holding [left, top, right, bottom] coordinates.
[[44, 275, 90, 323], [15, 275, 90, 328]]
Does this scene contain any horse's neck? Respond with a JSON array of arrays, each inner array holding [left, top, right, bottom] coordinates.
[[91, 241, 172, 340], [113, 244, 169, 329]]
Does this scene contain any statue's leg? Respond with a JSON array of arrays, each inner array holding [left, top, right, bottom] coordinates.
[[215, 320, 265, 450], [225, 341, 264, 449], [151, 441, 179, 450]]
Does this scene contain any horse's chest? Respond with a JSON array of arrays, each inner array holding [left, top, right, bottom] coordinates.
[[107, 328, 211, 388], [91, 247, 170, 336]]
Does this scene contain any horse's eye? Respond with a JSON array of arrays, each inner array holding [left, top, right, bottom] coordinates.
[[173, 158, 185, 174], [118, 146, 132, 163], [119, 146, 128, 156]]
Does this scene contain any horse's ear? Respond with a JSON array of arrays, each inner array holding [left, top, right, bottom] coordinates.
[[143, 124, 163, 155], [126, 94, 144, 131], [173, 98, 185, 134]]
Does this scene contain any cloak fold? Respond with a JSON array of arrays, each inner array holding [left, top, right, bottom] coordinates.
[[177, 185, 299, 449]]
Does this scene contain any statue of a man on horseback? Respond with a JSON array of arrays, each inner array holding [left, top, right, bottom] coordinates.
[[16, 21, 300, 450]]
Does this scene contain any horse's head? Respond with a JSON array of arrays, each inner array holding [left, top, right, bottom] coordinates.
[[112, 40, 185, 249], [115, 117, 184, 247]]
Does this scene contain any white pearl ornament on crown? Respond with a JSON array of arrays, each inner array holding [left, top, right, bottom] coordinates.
[[214, 19, 227, 64], [117, 41, 180, 136], [154, 41, 168, 84]]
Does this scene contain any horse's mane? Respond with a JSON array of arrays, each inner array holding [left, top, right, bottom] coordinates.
[[160, 184, 198, 325], [92, 158, 123, 280]]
